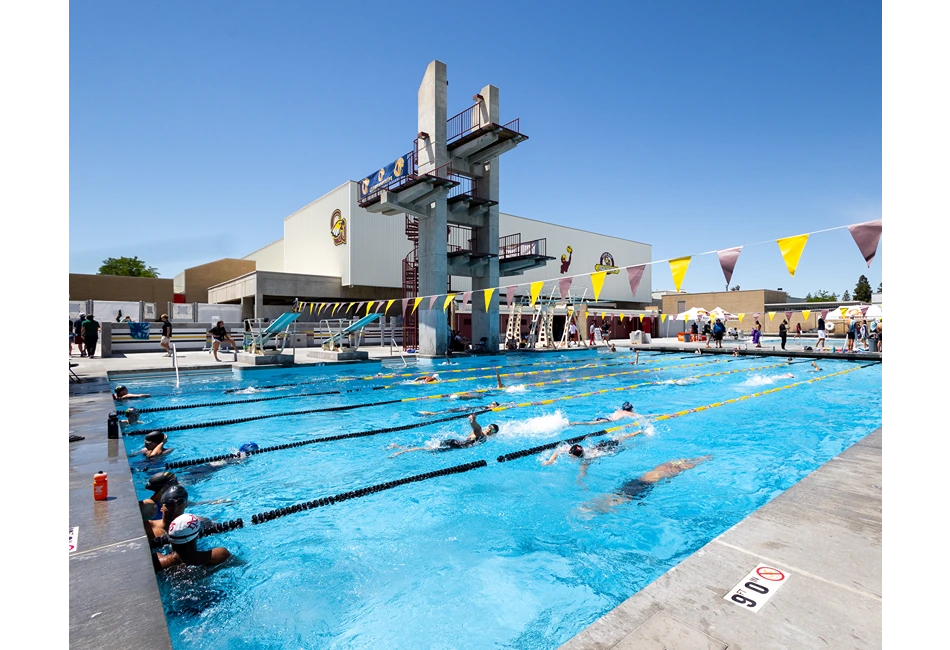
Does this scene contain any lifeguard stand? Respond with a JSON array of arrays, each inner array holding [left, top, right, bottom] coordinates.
[[358, 61, 553, 356]]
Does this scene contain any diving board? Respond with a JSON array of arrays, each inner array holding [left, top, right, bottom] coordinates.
[[248, 312, 302, 355], [321, 313, 382, 351]]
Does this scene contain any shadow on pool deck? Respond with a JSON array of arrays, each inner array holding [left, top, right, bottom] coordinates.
[[68, 346, 880, 649]]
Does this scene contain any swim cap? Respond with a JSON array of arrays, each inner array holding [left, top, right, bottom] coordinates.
[[168, 513, 202, 545], [161, 485, 189, 507], [487, 424, 499, 434], [621, 402, 633, 412], [114, 385, 127, 395], [569, 444, 584, 457], [145, 431, 166, 445], [239, 442, 259, 454], [145, 471, 178, 491], [126, 408, 139, 424]]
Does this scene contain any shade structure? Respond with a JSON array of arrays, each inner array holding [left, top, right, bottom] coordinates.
[[865, 304, 883, 319], [710, 307, 738, 321]]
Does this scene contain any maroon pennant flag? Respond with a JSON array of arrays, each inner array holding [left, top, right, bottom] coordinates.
[[428, 295, 438, 310], [821, 309, 829, 320], [717, 247, 742, 286], [861, 306, 868, 315], [847, 220, 882, 267], [626, 265, 646, 298], [401, 298, 410, 315], [356, 302, 365, 314], [558, 277, 573, 300], [461, 292, 472, 310], [505, 285, 517, 307], [785, 311, 793, 321], [375, 302, 383, 313]]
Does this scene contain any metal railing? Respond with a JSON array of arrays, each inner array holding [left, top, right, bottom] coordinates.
[[447, 173, 476, 200], [447, 224, 477, 253], [447, 103, 482, 144], [501, 118, 521, 134], [498, 233, 547, 260]]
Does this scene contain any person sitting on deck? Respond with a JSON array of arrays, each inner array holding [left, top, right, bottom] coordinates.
[[152, 513, 232, 573], [569, 402, 638, 426], [388, 414, 500, 457]]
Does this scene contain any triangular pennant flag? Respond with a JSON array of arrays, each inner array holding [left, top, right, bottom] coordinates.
[[776, 234, 809, 277], [385, 299, 395, 315], [590, 271, 607, 301], [768, 312, 776, 321], [619, 313, 625, 322], [356, 302, 365, 314], [375, 302, 383, 313], [401, 298, 410, 315], [365, 301, 374, 316], [661, 314, 668, 323], [785, 311, 793, 321], [309, 303, 314, 315], [443, 294, 456, 312], [847, 220, 883, 267], [558, 277, 573, 300], [461, 292, 471, 310], [505, 285, 517, 307], [682, 313, 688, 322], [484, 288, 496, 312], [738, 313, 745, 323], [839, 307, 848, 319], [529, 281, 543, 307], [626, 265, 645, 298], [861, 306, 869, 316], [717, 247, 742, 286], [412, 297, 423, 314], [669, 257, 691, 292], [802, 310, 811, 321], [331, 303, 341, 316], [601, 312, 606, 319], [428, 295, 438, 310], [346, 302, 355, 313]]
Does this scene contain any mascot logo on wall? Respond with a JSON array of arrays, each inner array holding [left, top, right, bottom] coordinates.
[[560, 245, 573, 273], [594, 252, 619, 274], [330, 209, 347, 246]]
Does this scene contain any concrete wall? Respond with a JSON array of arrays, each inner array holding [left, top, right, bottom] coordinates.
[[349, 182, 414, 289], [243, 239, 284, 272], [69, 273, 174, 304], [283, 182, 351, 281], [182, 258, 256, 303]]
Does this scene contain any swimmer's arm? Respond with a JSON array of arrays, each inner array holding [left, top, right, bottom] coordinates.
[[495, 368, 504, 389], [542, 449, 560, 465], [578, 462, 590, 480], [615, 430, 642, 442], [145, 442, 167, 458], [468, 415, 484, 436]]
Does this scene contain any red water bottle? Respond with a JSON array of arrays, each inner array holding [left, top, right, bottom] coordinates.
[[94, 471, 108, 501]]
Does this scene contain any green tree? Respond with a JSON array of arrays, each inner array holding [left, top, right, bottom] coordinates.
[[877, 281, 882, 292], [842, 290, 851, 301], [806, 290, 838, 302], [729, 285, 741, 291], [853, 275, 872, 303], [98, 256, 159, 277]]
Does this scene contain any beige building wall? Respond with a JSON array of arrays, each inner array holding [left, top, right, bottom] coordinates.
[[182, 258, 256, 303], [283, 182, 351, 281], [660, 289, 826, 334], [243, 239, 284, 272], [69, 274, 175, 304]]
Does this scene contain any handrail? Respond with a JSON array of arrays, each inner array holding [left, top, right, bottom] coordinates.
[[389, 338, 407, 367], [171, 343, 180, 388], [447, 102, 482, 143]]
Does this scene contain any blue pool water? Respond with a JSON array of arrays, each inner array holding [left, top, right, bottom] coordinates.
[[119, 350, 882, 649]]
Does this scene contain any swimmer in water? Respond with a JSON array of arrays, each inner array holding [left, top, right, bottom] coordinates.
[[120, 407, 140, 426], [543, 428, 644, 480], [580, 455, 713, 514], [113, 385, 151, 400], [153, 513, 232, 573], [145, 485, 189, 541], [810, 361, 822, 372], [140, 471, 179, 521], [413, 373, 440, 384], [389, 414, 500, 457], [569, 402, 638, 426], [138, 432, 171, 458]]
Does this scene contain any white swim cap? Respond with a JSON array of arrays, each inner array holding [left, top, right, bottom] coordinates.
[[168, 513, 202, 544]]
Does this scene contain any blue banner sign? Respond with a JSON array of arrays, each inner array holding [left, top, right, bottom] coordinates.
[[358, 155, 410, 198]]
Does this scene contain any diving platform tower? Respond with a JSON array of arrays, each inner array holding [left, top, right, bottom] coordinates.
[[359, 60, 549, 356]]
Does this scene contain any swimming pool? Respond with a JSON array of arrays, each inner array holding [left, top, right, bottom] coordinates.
[[119, 350, 882, 649]]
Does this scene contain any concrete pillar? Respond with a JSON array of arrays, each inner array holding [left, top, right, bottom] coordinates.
[[471, 84, 501, 352], [416, 61, 450, 356]]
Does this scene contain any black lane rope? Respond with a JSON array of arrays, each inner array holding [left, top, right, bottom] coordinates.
[[150, 518, 245, 549], [163, 409, 491, 469], [496, 428, 622, 463], [248, 460, 488, 526]]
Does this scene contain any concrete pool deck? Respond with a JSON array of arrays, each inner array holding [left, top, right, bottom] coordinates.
[[68, 343, 881, 649]]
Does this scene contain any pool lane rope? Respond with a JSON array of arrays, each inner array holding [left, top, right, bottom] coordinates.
[[128, 358, 727, 431], [162, 360, 784, 468], [119, 356, 681, 415], [163, 363, 878, 535]]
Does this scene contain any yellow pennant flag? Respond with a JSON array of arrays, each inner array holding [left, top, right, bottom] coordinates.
[[590, 272, 607, 301], [366, 301, 375, 315], [601, 312, 606, 319], [619, 313, 625, 322], [331, 303, 340, 316], [529, 281, 543, 307], [309, 303, 314, 315], [385, 299, 395, 314], [738, 313, 745, 323], [776, 234, 808, 276], [412, 297, 423, 314], [669, 256, 692, 292], [661, 314, 668, 323], [443, 294, 456, 312], [483, 288, 496, 312], [839, 307, 848, 319], [768, 312, 776, 321], [802, 310, 811, 321]]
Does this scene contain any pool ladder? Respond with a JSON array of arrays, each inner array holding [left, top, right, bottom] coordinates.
[[389, 338, 408, 367]]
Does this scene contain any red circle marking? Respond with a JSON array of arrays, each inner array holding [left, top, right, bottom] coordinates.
[[757, 566, 785, 581]]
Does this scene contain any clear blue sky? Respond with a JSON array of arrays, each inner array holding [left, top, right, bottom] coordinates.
[[69, 1, 882, 298]]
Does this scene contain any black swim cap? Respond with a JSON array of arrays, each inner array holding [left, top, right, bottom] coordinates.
[[145, 471, 178, 491], [161, 485, 189, 507], [145, 431, 166, 444], [569, 444, 584, 457], [621, 401, 633, 412], [114, 385, 127, 395], [487, 424, 499, 434]]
